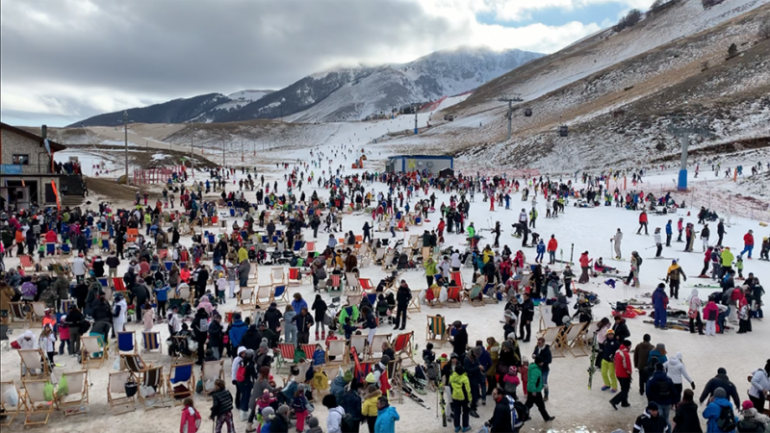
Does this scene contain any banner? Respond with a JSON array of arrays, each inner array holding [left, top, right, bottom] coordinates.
[[0, 164, 22, 175], [51, 180, 61, 211]]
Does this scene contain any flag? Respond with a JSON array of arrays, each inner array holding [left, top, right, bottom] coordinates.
[[51, 180, 61, 211]]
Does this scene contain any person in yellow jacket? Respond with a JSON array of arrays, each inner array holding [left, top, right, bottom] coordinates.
[[450, 365, 472, 432], [720, 247, 734, 274], [238, 246, 248, 263], [361, 384, 382, 433], [482, 246, 495, 264], [424, 257, 438, 288]]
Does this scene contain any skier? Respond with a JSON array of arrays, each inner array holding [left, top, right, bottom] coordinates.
[[636, 210, 648, 235], [741, 230, 755, 259], [652, 283, 669, 329], [613, 229, 623, 259], [677, 218, 684, 243], [547, 235, 558, 265], [665, 219, 673, 247], [665, 260, 686, 300], [654, 228, 663, 258], [717, 218, 726, 247], [701, 224, 710, 252]]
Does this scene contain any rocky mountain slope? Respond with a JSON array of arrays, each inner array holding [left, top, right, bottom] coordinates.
[[73, 47, 541, 126]]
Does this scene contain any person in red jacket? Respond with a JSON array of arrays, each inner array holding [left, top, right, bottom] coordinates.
[[578, 252, 592, 284], [740, 229, 755, 259], [547, 235, 558, 265], [636, 211, 648, 235], [44, 229, 58, 244], [610, 340, 633, 410], [437, 218, 446, 242]]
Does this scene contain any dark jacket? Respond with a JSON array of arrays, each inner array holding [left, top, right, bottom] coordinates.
[[208, 319, 224, 349], [533, 344, 552, 372], [396, 286, 412, 308], [633, 341, 654, 371], [452, 327, 468, 357], [463, 355, 483, 384], [339, 389, 363, 421], [612, 320, 630, 342], [646, 370, 676, 406], [209, 388, 233, 419], [672, 401, 703, 433], [264, 306, 283, 331], [311, 298, 327, 322], [521, 298, 535, 321], [698, 373, 741, 406], [602, 338, 620, 363], [240, 326, 262, 351], [269, 414, 290, 433], [633, 410, 669, 433], [488, 396, 514, 433]]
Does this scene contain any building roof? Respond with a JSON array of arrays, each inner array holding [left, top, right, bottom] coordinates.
[[387, 155, 453, 160], [0, 122, 66, 152]]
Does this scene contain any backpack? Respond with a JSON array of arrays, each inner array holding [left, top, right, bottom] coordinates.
[[716, 405, 737, 432], [636, 256, 643, 267], [512, 399, 528, 428], [737, 417, 765, 433], [341, 412, 356, 432], [504, 380, 518, 396], [198, 318, 209, 333], [425, 362, 439, 381], [656, 378, 672, 398]]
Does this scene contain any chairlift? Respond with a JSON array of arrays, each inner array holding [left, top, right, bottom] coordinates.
[[524, 108, 533, 117], [558, 125, 569, 137]]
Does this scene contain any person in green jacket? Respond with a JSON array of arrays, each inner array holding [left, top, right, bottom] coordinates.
[[450, 365, 472, 432], [526, 356, 555, 422], [467, 223, 476, 239], [424, 257, 438, 288]]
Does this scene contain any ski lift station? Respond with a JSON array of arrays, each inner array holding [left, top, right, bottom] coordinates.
[[386, 155, 454, 174]]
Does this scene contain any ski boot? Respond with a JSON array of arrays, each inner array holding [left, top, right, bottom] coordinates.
[[321, 331, 326, 340], [315, 332, 320, 340]]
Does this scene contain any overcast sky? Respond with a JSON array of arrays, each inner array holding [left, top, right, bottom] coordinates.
[[1, 0, 654, 127]]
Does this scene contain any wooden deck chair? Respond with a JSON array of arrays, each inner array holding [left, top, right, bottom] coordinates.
[[29, 302, 47, 327], [357, 277, 373, 292], [126, 228, 139, 243], [238, 287, 255, 309], [81, 335, 107, 370], [288, 267, 302, 287], [381, 251, 396, 270], [408, 289, 421, 313], [137, 366, 166, 409], [58, 370, 89, 416], [408, 235, 419, 249], [122, 353, 152, 381], [445, 286, 463, 308], [116, 331, 137, 356], [347, 294, 362, 307], [19, 349, 50, 379], [345, 273, 360, 291], [141, 331, 162, 357], [276, 343, 295, 370], [167, 362, 195, 406], [426, 285, 445, 308], [112, 277, 127, 292], [271, 284, 290, 305], [369, 334, 392, 360], [329, 274, 342, 292], [60, 299, 75, 315], [176, 284, 193, 302], [256, 285, 273, 309], [0, 381, 22, 426], [348, 335, 367, 361], [21, 380, 54, 426], [107, 371, 136, 415], [19, 255, 35, 272], [450, 271, 468, 290], [271, 267, 286, 285], [393, 331, 416, 367], [326, 340, 348, 366], [9, 302, 30, 327], [566, 322, 591, 357], [464, 285, 484, 307], [372, 248, 386, 264], [200, 360, 224, 397], [537, 326, 566, 357], [426, 315, 448, 345], [305, 241, 316, 255]]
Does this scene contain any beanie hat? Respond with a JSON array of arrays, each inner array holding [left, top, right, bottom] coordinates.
[[646, 402, 659, 411], [742, 400, 754, 410], [307, 417, 319, 428], [714, 387, 727, 399], [655, 343, 666, 352], [259, 338, 269, 351], [262, 407, 275, 417], [380, 355, 391, 365], [717, 367, 727, 374], [365, 373, 376, 383], [277, 404, 290, 416], [343, 370, 354, 382]]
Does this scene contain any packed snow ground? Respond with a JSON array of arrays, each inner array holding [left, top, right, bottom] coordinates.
[[3, 116, 769, 433]]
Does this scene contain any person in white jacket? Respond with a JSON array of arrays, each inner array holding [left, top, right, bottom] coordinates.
[[451, 251, 462, 271], [322, 394, 346, 433], [653, 228, 663, 258], [664, 351, 695, 405], [748, 360, 770, 411]]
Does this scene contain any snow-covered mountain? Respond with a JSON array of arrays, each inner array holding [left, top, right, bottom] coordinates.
[[73, 47, 542, 126]]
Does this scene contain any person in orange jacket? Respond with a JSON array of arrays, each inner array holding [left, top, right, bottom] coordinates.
[[547, 235, 558, 265]]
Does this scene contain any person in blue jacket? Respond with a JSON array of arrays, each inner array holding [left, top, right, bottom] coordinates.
[[652, 283, 669, 329], [702, 387, 738, 433], [229, 313, 248, 349], [535, 240, 546, 264], [665, 220, 673, 247], [374, 396, 400, 433]]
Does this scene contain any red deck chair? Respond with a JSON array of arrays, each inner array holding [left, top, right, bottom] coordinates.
[[330, 275, 341, 291], [393, 331, 416, 367], [301, 345, 317, 361], [277, 343, 295, 368], [358, 278, 374, 291], [19, 255, 35, 271], [450, 271, 464, 289], [446, 286, 462, 307], [113, 278, 126, 292]]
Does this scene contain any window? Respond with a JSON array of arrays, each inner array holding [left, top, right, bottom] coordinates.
[[12, 154, 30, 165]]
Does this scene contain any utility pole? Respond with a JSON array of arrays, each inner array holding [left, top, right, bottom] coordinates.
[[123, 110, 129, 183], [498, 96, 523, 140], [190, 133, 194, 177], [414, 103, 418, 135], [667, 115, 712, 191]]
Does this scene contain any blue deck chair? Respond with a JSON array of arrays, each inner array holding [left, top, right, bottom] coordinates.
[[116, 331, 137, 356], [166, 362, 195, 405], [46, 243, 56, 255], [164, 261, 173, 271]]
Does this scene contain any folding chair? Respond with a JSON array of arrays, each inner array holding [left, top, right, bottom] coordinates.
[[238, 287, 255, 309], [256, 285, 273, 309], [305, 241, 316, 255], [112, 277, 127, 292], [426, 315, 448, 345], [81, 335, 107, 370], [566, 322, 591, 357], [271, 267, 286, 285], [445, 286, 463, 308], [393, 331, 416, 367], [426, 285, 445, 308], [408, 289, 421, 313], [288, 267, 302, 287], [464, 285, 484, 307], [271, 284, 290, 305], [0, 324, 8, 352], [201, 360, 224, 396], [176, 284, 192, 301], [347, 294, 362, 307], [302, 344, 318, 363], [19, 255, 35, 272], [369, 334, 392, 360], [348, 335, 366, 362], [122, 353, 152, 381], [450, 271, 469, 290], [29, 302, 47, 327], [357, 278, 373, 292], [537, 326, 566, 358], [9, 302, 30, 327], [60, 299, 75, 315], [21, 380, 54, 426], [19, 349, 50, 380], [58, 370, 89, 416], [276, 343, 296, 370], [0, 381, 22, 426], [381, 251, 395, 271], [326, 340, 348, 366], [137, 366, 166, 409], [142, 331, 162, 356], [116, 331, 138, 356], [107, 371, 136, 415]]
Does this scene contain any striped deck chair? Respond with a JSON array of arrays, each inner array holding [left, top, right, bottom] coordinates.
[[9, 302, 29, 327], [22, 380, 54, 426], [60, 299, 75, 314], [58, 370, 89, 416], [167, 362, 195, 405], [0, 381, 22, 426], [19, 255, 35, 272], [464, 285, 484, 307], [142, 331, 162, 356], [329, 274, 342, 292], [113, 277, 126, 292], [122, 353, 152, 382], [276, 343, 296, 370], [116, 331, 137, 356], [426, 315, 448, 345], [108, 371, 136, 415], [393, 331, 416, 367], [138, 366, 166, 409]]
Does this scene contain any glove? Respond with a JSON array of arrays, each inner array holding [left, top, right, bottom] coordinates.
[[232, 380, 238, 386], [691, 382, 696, 390]]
